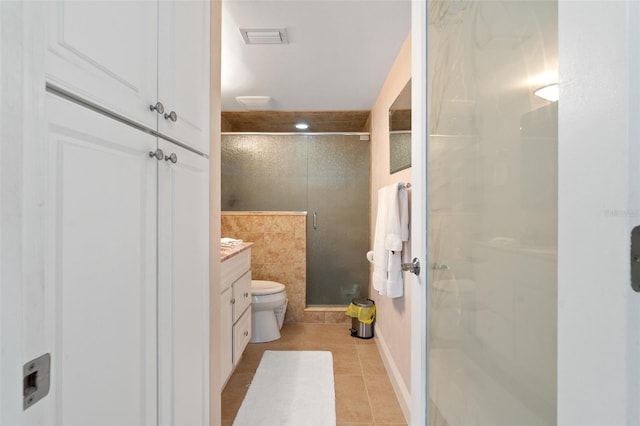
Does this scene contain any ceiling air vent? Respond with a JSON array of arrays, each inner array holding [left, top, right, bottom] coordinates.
[[240, 28, 289, 45], [235, 96, 272, 110]]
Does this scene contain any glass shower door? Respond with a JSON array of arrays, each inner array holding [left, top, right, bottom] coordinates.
[[427, 1, 558, 424], [306, 134, 370, 305]]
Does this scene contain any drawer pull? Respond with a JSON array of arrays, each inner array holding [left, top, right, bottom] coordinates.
[[230, 298, 235, 305], [244, 292, 249, 298], [244, 330, 249, 336]]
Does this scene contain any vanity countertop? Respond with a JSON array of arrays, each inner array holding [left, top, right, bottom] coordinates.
[[220, 242, 253, 261]]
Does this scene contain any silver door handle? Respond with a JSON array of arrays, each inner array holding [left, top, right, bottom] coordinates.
[[164, 153, 178, 164], [401, 258, 420, 276], [313, 212, 317, 230], [148, 148, 164, 160]]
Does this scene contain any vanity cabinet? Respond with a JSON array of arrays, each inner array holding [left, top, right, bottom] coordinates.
[[46, 0, 210, 153], [220, 248, 253, 387]]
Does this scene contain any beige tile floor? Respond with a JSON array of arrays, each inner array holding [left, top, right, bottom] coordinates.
[[221, 322, 408, 426]]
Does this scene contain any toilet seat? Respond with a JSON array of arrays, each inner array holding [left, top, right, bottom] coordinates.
[[251, 280, 285, 295]]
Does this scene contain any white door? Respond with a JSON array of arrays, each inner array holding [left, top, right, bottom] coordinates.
[[158, 0, 211, 154], [46, 0, 158, 129], [556, 2, 640, 424], [157, 140, 210, 426], [40, 93, 158, 425]]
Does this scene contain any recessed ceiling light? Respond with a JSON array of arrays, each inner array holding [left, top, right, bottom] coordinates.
[[295, 123, 309, 130], [534, 83, 559, 102]]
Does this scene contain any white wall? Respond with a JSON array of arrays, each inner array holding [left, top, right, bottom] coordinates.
[[558, 1, 640, 424]]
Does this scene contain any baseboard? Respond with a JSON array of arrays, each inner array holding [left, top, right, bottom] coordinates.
[[375, 328, 411, 423]]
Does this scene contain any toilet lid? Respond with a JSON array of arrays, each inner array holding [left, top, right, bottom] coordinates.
[[251, 280, 286, 295]]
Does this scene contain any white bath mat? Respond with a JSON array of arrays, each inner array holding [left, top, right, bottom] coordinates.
[[233, 350, 336, 426]]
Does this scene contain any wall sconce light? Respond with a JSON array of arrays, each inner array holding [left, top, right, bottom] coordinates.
[[534, 83, 559, 102]]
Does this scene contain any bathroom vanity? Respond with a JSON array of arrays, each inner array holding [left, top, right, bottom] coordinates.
[[220, 243, 253, 387]]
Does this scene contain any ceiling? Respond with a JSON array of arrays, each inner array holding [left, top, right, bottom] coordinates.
[[221, 0, 412, 112]]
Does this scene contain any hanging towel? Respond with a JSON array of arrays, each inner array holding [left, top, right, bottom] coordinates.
[[372, 182, 410, 298], [372, 185, 391, 295]]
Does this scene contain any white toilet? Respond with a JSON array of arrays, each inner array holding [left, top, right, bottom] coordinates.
[[250, 280, 288, 343]]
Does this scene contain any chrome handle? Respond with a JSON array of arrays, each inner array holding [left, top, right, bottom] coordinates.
[[313, 212, 317, 230], [149, 101, 165, 114], [244, 330, 249, 337], [164, 153, 178, 164], [148, 148, 164, 160], [164, 111, 177, 122], [244, 292, 249, 298], [401, 258, 421, 276], [230, 298, 235, 305]]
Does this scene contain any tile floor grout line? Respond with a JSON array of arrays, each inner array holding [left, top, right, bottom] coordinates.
[[356, 342, 378, 425]]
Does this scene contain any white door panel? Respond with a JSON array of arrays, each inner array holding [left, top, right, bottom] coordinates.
[[44, 93, 158, 425], [158, 1, 210, 154], [46, 0, 158, 129], [158, 140, 210, 425]]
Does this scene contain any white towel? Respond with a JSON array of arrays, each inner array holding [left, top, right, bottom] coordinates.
[[372, 186, 391, 295], [385, 183, 409, 251], [372, 182, 410, 298], [221, 237, 243, 247]]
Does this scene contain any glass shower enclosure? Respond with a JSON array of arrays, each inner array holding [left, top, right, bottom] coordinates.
[[426, 1, 558, 424], [221, 133, 370, 306]]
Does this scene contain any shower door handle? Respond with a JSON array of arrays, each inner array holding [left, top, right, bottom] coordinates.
[[313, 212, 317, 230], [402, 258, 421, 276]]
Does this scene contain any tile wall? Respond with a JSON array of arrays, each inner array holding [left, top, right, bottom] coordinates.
[[221, 212, 350, 324]]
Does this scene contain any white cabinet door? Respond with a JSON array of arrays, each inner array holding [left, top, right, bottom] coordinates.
[[220, 287, 234, 388], [46, 0, 158, 129], [43, 93, 158, 425], [233, 307, 251, 366], [158, 0, 211, 154], [233, 308, 252, 367], [157, 140, 210, 426], [233, 271, 252, 323]]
